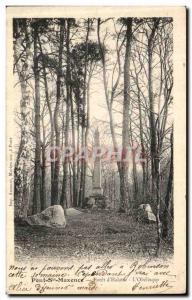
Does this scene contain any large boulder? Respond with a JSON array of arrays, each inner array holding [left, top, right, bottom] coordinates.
[[26, 205, 66, 228], [137, 204, 156, 223]]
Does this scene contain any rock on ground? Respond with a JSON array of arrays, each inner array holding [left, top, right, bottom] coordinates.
[[87, 197, 95, 208], [65, 208, 83, 217], [26, 205, 66, 228], [86, 195, 108, 209], [137, 204, 156, 223]]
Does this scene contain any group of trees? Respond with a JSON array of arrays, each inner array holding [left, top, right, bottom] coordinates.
[[13, 17, 173, 248]]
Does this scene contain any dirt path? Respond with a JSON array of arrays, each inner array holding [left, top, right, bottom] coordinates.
[[15, 210, 173, 261]]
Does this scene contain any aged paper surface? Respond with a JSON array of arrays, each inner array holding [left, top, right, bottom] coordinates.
[[6, 6, 186, 294]]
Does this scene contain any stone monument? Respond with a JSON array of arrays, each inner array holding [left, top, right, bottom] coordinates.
[[86, 128, 106, 209]]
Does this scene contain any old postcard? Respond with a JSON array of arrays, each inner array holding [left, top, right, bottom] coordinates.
[[6, 6, 186, 294]]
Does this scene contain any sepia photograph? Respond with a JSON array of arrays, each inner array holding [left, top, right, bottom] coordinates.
[[6, 6, 186, 295]]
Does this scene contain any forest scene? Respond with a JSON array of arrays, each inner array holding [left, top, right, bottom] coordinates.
[[13, 17, 173, 260]]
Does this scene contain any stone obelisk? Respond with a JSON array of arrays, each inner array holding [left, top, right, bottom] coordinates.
[[92, 128, 103, 196]]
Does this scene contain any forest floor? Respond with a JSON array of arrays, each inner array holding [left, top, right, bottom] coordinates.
[[15, 210, 173, 262]]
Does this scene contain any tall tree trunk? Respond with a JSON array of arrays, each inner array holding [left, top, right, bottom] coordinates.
[[60, 19, 70, 209], [52, 19, 65, 204], [13, 19, 32, 219], [71, 92, 77, 207], [121, 18, 132, 212], [162, 129, 173, 239], [41, 117, 46, 211], [33, 22, 41, 214], [69, 162, 73, 207], [79, 18, 90, 207], [76, 100, 80, 206], [130, 121, 138, 207], [138, 95, 147, 198], [148, 19, 159, 201], [83, 72, 91, 204], [60, 100, 70, 208], [38, 36, 55, 201], [97, 18, 123, 210], [148, 19, 161, 253], [97, 18, 133, 212], [133, 66, 147, 199]]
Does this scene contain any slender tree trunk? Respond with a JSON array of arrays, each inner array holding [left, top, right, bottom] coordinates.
[[60, 20, 70, 209], [76, 101, 80, 206], [97, 19, 123, 210], [41, 118, 46, 211], [121, 18, 132, 212], [148, 19, 161, 254], [79, 133, 85, 207], [162, 129, 173, 239], [41, 146, 46, 211], [79, 18, 90, 207], [52, 19, 65, 204], [69, 162, 73, 207], [83, 73, 91, 203], [148, 19, 159, 201], [13, 19, 32, 219], [97, 18, 133, 212], [130, 122, 138, 207], [71, 92, 77, 207], [33, 23, 41, 214], [60, 102, 70, 208], [135, 79, 147, 199], [38, 36, 55, 201]]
